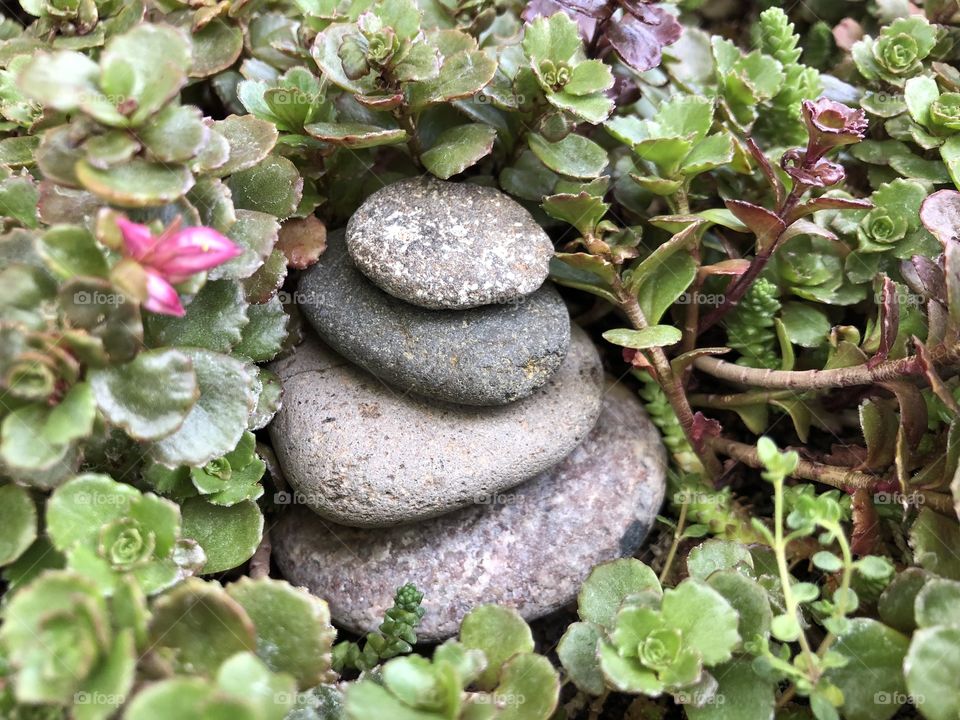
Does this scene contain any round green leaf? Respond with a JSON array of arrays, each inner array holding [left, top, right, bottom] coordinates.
[[528, 133, 608, 179], [210, 115, 279, 178], [147, 578, 256, 675], [189, 21, 243, 78], [212, 210, 280, 282], [139, 104, 207, 163], [180, 498, 263, 574], [89, 349, 199, 441], [707, 571, 772, 643], [494, 653, 559, 720], [37, 225, 108, 279], [0, 484, 37, 566], [145, 281, 249, 354], [915, 578, 960, 629], [150, 350, 257, 467], [226, 155, 302, 220], [687, 539, 754, 580], [422, 124, 497, 180], [459, 605, 534, 691], [685, 658, 775, 720], [226, 577, 336, 689], [75, 159, 194, 208], [661, 580, 740, 665], [825, 618, 910, 720], [557, 622, 604, 696], [577, 558, 662, 629], [879, 568, 930, 633], [231, 295, 288, 362], [905, 626, 960, 720]]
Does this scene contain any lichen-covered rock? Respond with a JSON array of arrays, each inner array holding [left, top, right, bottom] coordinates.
[[267, 325, 603, 527], [298, 230, 570, 406], [346, 177, 554, 310], [272, 382, 667, 641]]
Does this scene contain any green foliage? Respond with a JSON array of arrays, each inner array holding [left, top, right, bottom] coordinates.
[[1, 2, 960, 718], [724, 277, 781, 369], [332, 583, 426, 672]]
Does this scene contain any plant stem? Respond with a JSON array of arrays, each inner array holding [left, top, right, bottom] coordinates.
[[693, 343, 960, 390], [659, 498, 689, 583], [699, 184, 805, 333], [710, 436, 955, 513], [610, 275, 722, 481], [816, 524, 853, 658], [772, 473, 818, 669], [393, 106, 423, 163]]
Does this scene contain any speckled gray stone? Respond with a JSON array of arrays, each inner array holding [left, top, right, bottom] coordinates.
[[272, 381, 667, 641], [346, 177, 554, 310], [267, 324, 603, 527], [298, 230, 570, 406]]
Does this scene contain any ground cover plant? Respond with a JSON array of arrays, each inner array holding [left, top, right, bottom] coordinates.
[[1, 0, 960, 717]]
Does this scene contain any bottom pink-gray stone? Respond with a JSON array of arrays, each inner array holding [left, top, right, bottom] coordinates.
[[272, 381, 667, 641]]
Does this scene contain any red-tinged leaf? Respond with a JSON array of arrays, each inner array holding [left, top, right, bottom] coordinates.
[[553, 0, 610, 18], [941, 236, 960, 327], [277, 216, 327, 269], [355, 93, 405, 111], [605, 14, 671, 73], [699, 258, 751, 277], [521, 0, 598, 37], [745, 137, 784, 206], [881, 380, 927, 449], [724, 200, 786, 254], [690, 411, 722, 452], [850, 487, 881, 556], [920, 189, 960, 246], [620, 2, 682, 45], [623, 347, 653, 371], [869, 276, 900, 368], [787, 196, 874, 223], [671, 347, 730, 375], [914, 339, 960, 415], [901, 256, 946, 303]]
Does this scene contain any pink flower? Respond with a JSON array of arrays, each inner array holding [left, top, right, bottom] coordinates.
[[116, 216, 241, 317], [781, 149, 846, 188], [801, 98, 868, 162]]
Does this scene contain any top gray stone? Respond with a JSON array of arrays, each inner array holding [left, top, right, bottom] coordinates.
[[346, 177, 554, 310]]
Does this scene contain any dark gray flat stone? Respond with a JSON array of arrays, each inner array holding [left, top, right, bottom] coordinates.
[[272, 381, 667, 641], [346, 177, 554, 309], [267, 325, 603, 527], [298, 230, 570, 406]]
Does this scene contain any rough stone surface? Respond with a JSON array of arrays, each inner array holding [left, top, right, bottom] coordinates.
[[346, 177, 554, 310], [272, 381, 667, 641], [299, 230, 570, 406], [268, 325, 603, 527]]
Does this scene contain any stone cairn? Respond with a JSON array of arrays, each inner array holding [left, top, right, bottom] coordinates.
[[269, 176, 667, 641]]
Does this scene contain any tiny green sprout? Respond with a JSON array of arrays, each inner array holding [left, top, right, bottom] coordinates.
[[332, 582, 426, 672]]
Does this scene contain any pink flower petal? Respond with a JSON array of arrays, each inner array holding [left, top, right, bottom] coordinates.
[[116, 217, 158, 261], [143, 271, 185, 317], [147, 226, 242, 281]]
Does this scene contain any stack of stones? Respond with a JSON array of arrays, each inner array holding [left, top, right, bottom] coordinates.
[[270, 177, 667, 641]]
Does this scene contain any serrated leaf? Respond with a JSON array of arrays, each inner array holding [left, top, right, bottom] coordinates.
[[150, 350, 256, 467], [180, 498, 263, 574], [75, 160, 194, 208], [145, 280, 249, 353], [578, 558, 662, 629], [232, 295, 288, 362], [0, 484, 37, 566], [557, 622, 604, 696], [459, 605, 534, 691], [89, 349, 199, 441], [421, 123, 496, 179], [226, 577, 336, 689], [528, 133, 607, 179], [304, 122, 408, 149], [660, 580, 740, 665]]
